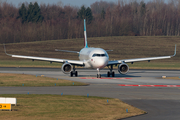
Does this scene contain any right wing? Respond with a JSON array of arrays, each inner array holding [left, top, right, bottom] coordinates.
[[4, 44, 84, 66]]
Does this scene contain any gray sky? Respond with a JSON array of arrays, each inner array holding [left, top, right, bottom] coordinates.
[[6, 0, 165, 7]]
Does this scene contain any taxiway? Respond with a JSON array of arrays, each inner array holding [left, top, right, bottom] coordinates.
[[0, 67, 180, 120]]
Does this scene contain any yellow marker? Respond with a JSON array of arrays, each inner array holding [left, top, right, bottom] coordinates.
[[0, 104, 11, 110]]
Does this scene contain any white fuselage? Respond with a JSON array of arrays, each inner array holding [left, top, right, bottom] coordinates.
[[79, 47, 109, 69]]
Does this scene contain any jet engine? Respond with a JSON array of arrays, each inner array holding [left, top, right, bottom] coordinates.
[[61, 63, 72, 74], [118, 63, 129, 75]]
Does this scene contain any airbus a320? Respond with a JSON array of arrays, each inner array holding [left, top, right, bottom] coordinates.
[[4, 19, 176, 78]]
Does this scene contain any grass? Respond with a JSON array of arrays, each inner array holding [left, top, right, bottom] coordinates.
[[0, 36, 179, 69], [0, 73, 87, 86], [0, 94, 146, 120]]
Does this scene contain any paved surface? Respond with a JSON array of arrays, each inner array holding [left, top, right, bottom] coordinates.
[[0, 67, 180, 120]]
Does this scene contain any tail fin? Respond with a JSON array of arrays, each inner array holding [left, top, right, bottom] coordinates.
[[84, 19, 88, 48]]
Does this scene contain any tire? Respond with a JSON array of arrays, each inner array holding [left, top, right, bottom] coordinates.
[[107, 72, 110, 77], [112, 72, 115, 77], [70, 71, 73, 77], [75, 71, 78, 77], [97, 74, 101, 78]]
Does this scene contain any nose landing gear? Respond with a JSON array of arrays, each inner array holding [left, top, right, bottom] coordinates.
[[97, 68, 101, 78]]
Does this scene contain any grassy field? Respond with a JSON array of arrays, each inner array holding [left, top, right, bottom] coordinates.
[[0, 94, 145, 120], [0, 73, 87, 86], [0, 36, 179, 69]]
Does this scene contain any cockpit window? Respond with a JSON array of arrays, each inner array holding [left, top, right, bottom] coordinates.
[[92, 54, 107, 57]]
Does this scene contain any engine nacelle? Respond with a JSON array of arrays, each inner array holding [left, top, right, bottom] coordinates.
[[118, 63, 129, 75], [61, 63, 72, 74]]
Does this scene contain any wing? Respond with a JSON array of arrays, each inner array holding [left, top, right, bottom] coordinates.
[[3, 44, 84, 66], [108, 45, 176, 65]]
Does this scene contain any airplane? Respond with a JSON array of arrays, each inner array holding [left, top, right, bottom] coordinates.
[[4, 19, 176, 78]]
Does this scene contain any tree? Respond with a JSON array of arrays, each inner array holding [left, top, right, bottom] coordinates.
[[140, 1, 146, 16], [101, 8, 106, 19], [77, 6, 93, 24], [19, 2, 43, 23], [31, 2, 43, 23], [86, 7, 93, 24], [77, 6, 86, 19], [19, 3, 27, 23], [27, 2, 43, 23], [27, 2, 34, 22]]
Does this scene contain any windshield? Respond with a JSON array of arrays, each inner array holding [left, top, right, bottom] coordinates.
[[92, 54, 107, 57]]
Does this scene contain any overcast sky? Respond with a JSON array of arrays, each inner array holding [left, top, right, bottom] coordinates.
[[5, 0, 168, 7]]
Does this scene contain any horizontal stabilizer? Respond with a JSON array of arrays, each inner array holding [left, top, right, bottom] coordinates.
[[55, 49, 79, 53], [106, 50, 113, 52]]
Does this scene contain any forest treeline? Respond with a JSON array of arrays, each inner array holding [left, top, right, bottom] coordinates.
[[0, 0, 180, 43]]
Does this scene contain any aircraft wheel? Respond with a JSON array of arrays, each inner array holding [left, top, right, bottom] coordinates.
[[97, 74, 101, 78], [112, 72, 115, 77], [107, 72, 110, 77], [75, 71, 78, 77], [70, 71, 73, 77]]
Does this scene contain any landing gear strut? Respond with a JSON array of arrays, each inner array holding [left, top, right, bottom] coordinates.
[[97, 68, 101, 78], [70, 66, 78, 77], [107, 65, 115, 77]]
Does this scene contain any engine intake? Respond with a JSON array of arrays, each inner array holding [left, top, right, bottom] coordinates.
[[61, 63, 72, 74], [118, 63, 129, 75]]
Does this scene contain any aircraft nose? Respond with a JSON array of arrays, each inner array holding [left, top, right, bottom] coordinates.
[[92, 57, 108, 68]]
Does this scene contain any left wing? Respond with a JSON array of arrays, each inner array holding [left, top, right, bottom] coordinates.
[[108, 45, 176, 65], [3, 44, 84, 66]]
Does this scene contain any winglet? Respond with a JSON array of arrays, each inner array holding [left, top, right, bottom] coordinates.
[[3, 43, 12, 56], [84, 19, 88, 48], [171, 44, 176, 57]]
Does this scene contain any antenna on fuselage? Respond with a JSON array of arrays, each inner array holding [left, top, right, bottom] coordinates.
[[84, 19, 88, 48]]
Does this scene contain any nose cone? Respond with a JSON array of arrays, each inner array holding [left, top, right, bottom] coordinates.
[[92, 57, 108, 69]]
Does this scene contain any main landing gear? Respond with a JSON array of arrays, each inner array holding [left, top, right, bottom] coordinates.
[[70, 66, 78, 77], [107, 65, 115, 77]]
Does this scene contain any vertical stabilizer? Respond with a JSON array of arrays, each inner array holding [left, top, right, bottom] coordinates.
[[84, 19, 88, 48]]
